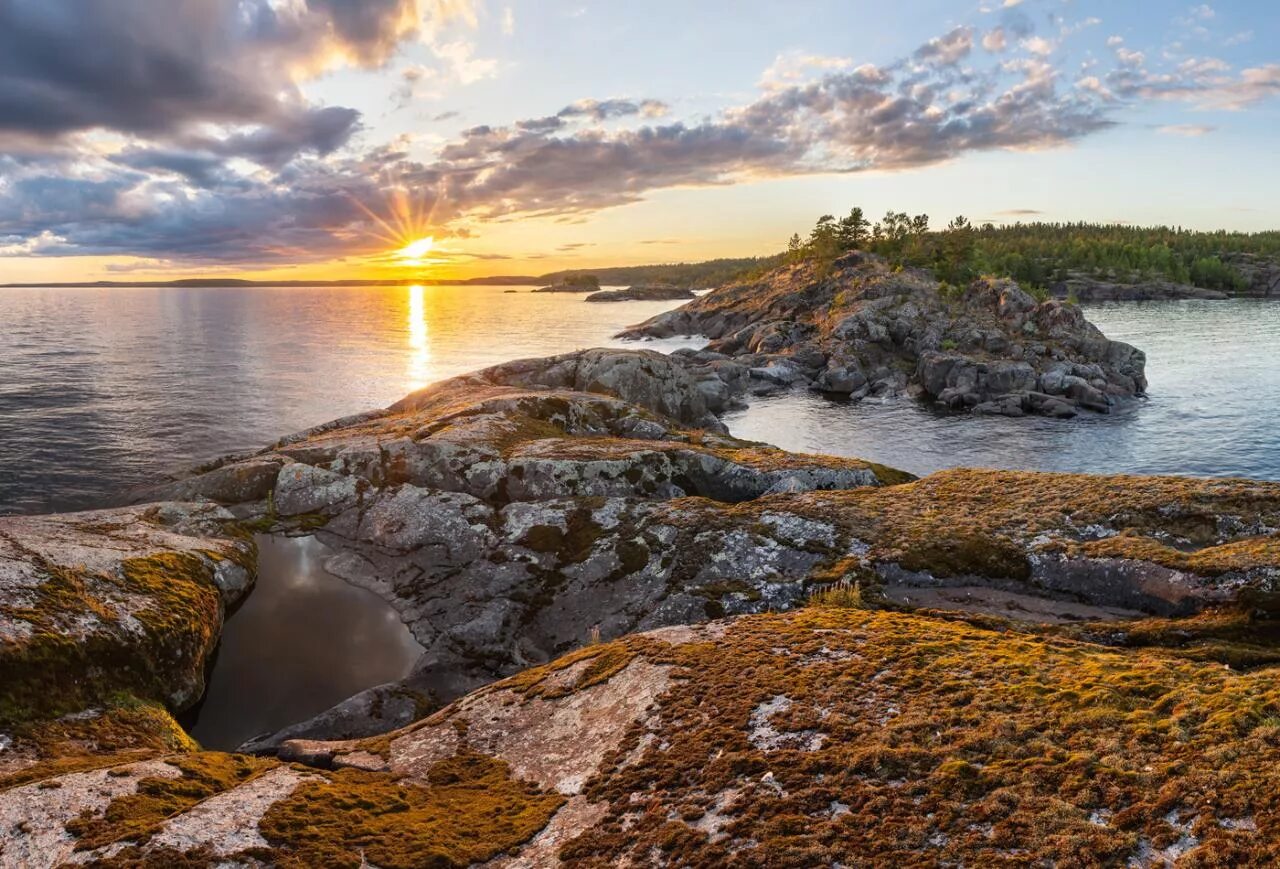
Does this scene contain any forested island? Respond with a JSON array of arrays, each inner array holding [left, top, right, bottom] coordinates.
[[771, 212, 1280, 300]]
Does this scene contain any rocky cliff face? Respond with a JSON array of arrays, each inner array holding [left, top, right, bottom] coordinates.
[[620, 252, 1147, 417], [1225, 253, 1280, 297], [1051, 274, 1229, 302]]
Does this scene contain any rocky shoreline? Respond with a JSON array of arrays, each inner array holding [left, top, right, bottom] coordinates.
[[620, 252, 1147, 418], [5, 334, 1280, 862], [584, 285, 695, 303]]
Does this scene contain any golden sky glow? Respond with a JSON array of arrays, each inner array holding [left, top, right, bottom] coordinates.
[[396, 236, 435, 265]]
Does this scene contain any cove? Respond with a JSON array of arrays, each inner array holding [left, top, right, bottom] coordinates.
[[182, 534, 423, 751]]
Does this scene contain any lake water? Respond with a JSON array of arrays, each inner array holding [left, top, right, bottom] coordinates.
[[727, 299, 1280, 480], [182, 534, 423, 751], [2, 289, 1279, 516], [0, 284, 696, 515]]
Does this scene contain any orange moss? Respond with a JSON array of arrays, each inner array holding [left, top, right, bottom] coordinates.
[[555, 608, 1280, 866], [0, 695, 195, 792], [256, 753, 563, 868], [67, 752, 275, 850]]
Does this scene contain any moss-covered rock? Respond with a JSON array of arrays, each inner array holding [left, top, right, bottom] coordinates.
[[14, 607, 1280, 866], [0, 503, 254, 779]]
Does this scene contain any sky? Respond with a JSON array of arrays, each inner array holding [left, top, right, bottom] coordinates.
[[0, 0, 1276, 283]]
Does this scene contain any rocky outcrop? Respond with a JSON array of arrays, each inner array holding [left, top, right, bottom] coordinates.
[[129, 350, 1280, 750], [133, 350, 907, 721], [1051, 274, 1229, 301], [619, 253, 1147, 417], [12, 344, 1280, 863], [0, 503, 253, 788], [584, 285, 695, 303], [1224, 252, 1280, 297], [0, 503, 254, 718], [10, 607, 1280, 866], [533, 277, 600, 293]]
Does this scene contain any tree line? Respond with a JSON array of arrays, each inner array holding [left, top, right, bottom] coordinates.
[[783, 210, 1280, 292]]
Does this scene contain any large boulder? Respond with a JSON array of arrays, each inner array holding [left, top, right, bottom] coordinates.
[[0, 503, 255, 722]]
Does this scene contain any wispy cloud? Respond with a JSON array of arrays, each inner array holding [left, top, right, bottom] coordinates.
[[1156, 123, 1215, 136]]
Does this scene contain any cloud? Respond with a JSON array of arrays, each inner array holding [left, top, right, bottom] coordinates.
[[0, 5, 1273, 270], [1023, 37, 1055, 57], [996, 208, 1043, 215], [1156, 124, 1215, 136], [915, 27, 974, 66], [557, 99, 670, 121], [760, 52, 855, 89], [0, 0, 436, 145], [1123, 60, 1280, 110]]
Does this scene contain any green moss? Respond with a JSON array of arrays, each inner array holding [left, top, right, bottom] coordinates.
[[896, 530, 1031, 580], [256, 753, 563, 868], [0, 694, 195, 792], [518, 507, 604, 566], [1, 552, 224, 728], [67, 752, 275, 849]]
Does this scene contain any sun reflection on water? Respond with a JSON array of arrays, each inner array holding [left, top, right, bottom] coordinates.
[[407, 284, 431, 390]]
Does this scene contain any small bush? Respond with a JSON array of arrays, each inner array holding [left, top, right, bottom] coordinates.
[[808, 580, 864, 609]]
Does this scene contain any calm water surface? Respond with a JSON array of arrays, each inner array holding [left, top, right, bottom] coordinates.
[[0, 284, 695, 514], [183, 534, 422, 751], [727, 299, 1280, 480]]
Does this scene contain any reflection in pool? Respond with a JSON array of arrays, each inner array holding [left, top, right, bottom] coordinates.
[[182, 534, 423, 751]]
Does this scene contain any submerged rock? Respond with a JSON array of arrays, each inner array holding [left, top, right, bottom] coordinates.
[[619, 253, 1147, 416]]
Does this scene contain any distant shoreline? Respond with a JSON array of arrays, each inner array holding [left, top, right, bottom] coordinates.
[[0, 276, 540, 289], [0, 256, 779, 291]]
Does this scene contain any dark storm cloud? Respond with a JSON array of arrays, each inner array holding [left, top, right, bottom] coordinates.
[[0, 0, 417, 143]]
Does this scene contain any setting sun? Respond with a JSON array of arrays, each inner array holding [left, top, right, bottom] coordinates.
[[396, 236, 435, 264]]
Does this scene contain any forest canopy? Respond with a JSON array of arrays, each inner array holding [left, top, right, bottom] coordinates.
[[782, 210, 1280, 293]]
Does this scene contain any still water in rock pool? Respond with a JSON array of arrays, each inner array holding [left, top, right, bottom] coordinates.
[[182, 534, 422, 751]]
